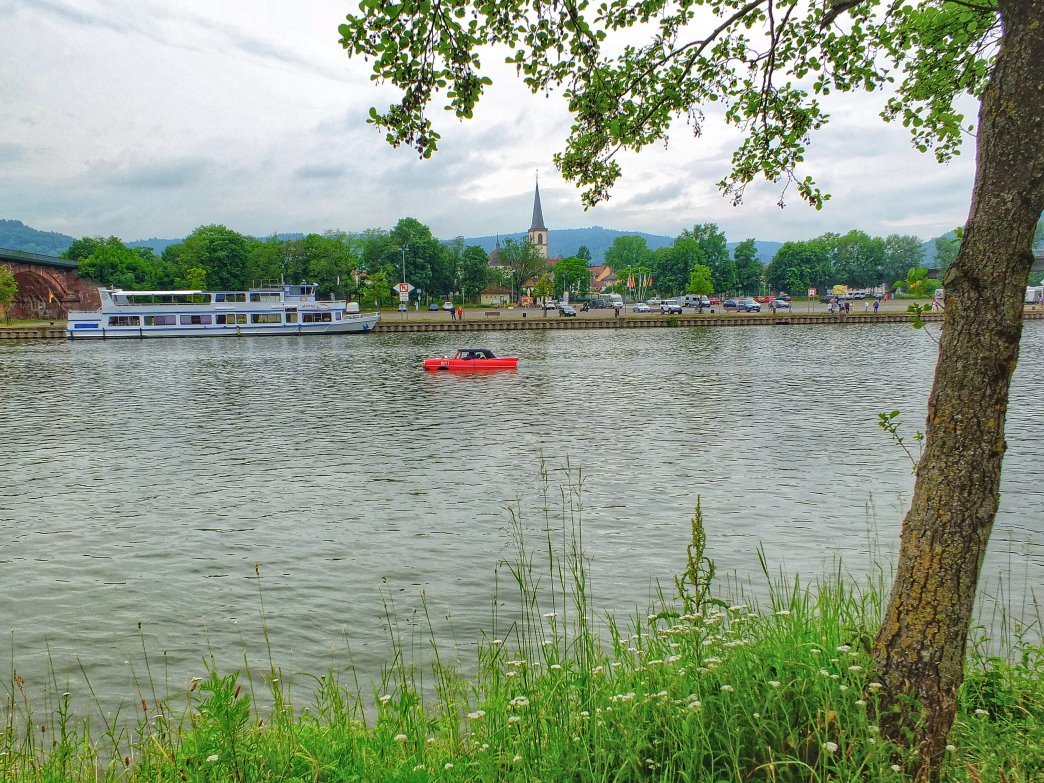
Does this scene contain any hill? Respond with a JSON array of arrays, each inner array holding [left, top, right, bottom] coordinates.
[[0, 220, 74, 256]]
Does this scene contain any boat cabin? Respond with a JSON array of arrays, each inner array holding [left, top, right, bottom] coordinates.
[[456, 348, 498, 360]]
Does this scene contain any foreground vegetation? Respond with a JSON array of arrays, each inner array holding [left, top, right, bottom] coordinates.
[[2, 499, 1039, 782]]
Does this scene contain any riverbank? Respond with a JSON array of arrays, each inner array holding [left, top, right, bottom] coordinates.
[[1, 511, 1039, 783], [5, 308, 1043, 339]]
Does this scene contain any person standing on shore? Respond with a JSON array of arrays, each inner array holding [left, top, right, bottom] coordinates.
[[457, 306, 464, 321], [874, 299, 880, 313]]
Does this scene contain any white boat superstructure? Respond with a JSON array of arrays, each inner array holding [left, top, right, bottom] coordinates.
[[66, 284, 380, 338]]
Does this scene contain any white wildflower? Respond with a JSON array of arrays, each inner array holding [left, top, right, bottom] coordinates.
[[206, 754, 219, 763], [508, 715, 521, 724], [824, 742, 838, 753], [868, 682, 883, 690], [550, 664, 562, 670], [891, 764, 901, 772], [946, 744, 956, 752], [378, 694, 392, 704], [394, 733, 407, 742], [444, 762, 454, 770], [848, 665, 863, 672], [974, 708, 988, 716], [466, 709, 486, 720], [720, 684, 734, 693], [776, 609, 792, 617], [768, 680, 781, 688], [836, 645, 851, 653]]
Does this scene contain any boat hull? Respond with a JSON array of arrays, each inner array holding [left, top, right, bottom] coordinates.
[[66, 314, 380, 338], [423, 357, 519, 370]]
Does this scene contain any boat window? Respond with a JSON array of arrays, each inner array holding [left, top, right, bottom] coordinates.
[[125, 293, 211, 305], [144, 315, 176, 326], [214, 293, 246, 303], [216, 313, 248, 325], [251, 313, 282, 324], [286, 311, 299, 323], [179, 314, 213, 325], [302, 312, 332, 323], [249, 292, 282, 303], [108, 315, 140, 327]]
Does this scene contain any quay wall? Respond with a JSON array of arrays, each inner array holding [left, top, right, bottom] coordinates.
[[3, 311, 1043, 339]]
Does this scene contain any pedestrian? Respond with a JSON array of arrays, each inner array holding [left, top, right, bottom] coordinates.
[[457, 306, 464, 321], [844, 300, 851, 314], [614, 305, 620, 318], [450, 306, 456, 321], [864, 300, 869, 313], [873, 299, 880, 313]]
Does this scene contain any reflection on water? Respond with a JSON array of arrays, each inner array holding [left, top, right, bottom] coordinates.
[[1, 322, 1041, 711]]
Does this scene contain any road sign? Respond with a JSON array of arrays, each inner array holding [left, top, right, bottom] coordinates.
[[393, 282, 414, 294], [399, 291, 409, 302], [808, 288, 817, 297]]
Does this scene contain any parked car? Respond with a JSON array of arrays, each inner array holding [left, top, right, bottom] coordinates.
[[820, 294, 840, 304], [632, 302, 651, 313], [770, 299, 792, 310], [709, 297, 720, 305], [442, 301, 454, 310], [726, 297, 761, 312], [558, 304, 577, 317], [660, 299, 683, 314], [428, 303, 440, 311], [543, 300, 559, 310]]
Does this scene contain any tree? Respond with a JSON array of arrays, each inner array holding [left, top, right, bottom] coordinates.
[[72, 236, 164, 290], [649, 244, 690, 295], [679, 224, 734, 294], [497, 238, 546, 303], [765, 241, 831, 294], [0, 264, 16, 322], [829, 230, 885, 289], [685, 264, 714, 298], [576, 245, 592, 263], [552, 256, 592, 299], [894, 266, 941, 298], [340, 1, 1044, 777], [532, 273, 554, 313], [932, 231, 961, 276], [176, 225, 250, 291], [603, 235, 652, 274], [733, 239, 764, 295], [458, 244, 491, 303], [883, 234, 925, 286]]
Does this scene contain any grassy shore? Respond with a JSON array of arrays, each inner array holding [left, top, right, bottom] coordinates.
[[2, 496, 1040, 782]]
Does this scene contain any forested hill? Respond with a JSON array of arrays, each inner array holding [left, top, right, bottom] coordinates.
[[0, 220, 74, 255]]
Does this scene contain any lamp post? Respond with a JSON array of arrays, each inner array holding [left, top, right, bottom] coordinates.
[[398, 244, 409, 319]]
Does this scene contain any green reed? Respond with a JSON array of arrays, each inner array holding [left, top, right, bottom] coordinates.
[[0, 469, 1039, 782]]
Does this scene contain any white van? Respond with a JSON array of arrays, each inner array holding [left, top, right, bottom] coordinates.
[[1026, 286, 1044, 304], [608, 293, 624, 309], [934, 288, 945, 300], [682, 294, 710, 308]]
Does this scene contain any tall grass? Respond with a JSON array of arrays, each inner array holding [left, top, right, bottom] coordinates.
[[0, 472, 1039, 782]]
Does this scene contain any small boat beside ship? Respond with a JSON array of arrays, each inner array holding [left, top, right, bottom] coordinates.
[[66, 284, 380, 338], [423, 348, 519, 371]]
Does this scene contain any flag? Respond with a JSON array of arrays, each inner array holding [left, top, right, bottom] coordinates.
[[627, 274, 634, 288], [647, 275, 653, 287], [47, 290, 55, 303]]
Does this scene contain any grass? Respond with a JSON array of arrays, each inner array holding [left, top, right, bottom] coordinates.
[[1, 476, 1039, 782]]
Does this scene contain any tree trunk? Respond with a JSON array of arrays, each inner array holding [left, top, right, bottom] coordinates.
[[872, 1, 1044, 779]]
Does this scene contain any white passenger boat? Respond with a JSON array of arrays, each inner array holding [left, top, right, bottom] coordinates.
[[66, 284, 380, 338]]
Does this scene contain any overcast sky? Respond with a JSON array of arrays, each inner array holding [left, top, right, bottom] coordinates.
[[1, 0, 980, 246]]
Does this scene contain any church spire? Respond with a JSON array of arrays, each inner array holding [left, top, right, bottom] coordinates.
[[530, 174, 547, 232], [528, 174, 549, 258]]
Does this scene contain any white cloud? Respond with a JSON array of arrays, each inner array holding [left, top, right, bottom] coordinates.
[[0, 0, 977, 245]]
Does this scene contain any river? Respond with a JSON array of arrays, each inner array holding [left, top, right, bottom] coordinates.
[[1, 321, 1041, 715]]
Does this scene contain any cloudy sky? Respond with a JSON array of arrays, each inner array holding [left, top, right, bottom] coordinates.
[[1, 0, 980, 245]]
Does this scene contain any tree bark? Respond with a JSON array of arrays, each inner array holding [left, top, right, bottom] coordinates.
[[872, 1, 1044, 780]]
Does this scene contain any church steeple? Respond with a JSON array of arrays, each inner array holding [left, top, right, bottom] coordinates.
[[528, 174, 548, 258]]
